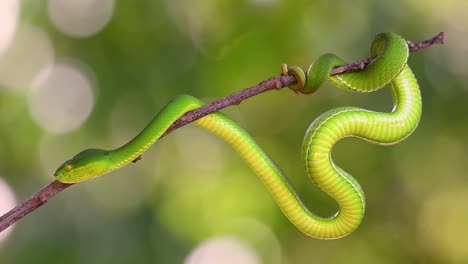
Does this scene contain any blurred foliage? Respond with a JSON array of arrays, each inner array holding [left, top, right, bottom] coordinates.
[[0, 0, 467, 263]]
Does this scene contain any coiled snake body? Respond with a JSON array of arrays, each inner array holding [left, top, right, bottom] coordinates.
[[54, 33, 422, 239]]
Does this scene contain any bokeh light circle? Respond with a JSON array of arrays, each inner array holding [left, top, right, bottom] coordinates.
[[28, 62, 95, 134], [227, 218, 282, 264], [0, 24, 54, 93], [47, 0, 115, 38], [0, 0, 19, 55], [185, 236, 260, 264], [0, 178, 17, 243]]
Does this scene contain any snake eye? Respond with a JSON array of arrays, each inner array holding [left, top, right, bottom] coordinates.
[[65, 164, 72, 172]]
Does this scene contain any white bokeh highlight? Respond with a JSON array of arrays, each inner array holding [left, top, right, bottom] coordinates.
[[228, 218, 282, 264], [48, 0, 115, 38], [0, 0, 19, 55], [185, 236, 260, 264], [0, 24, 54, 93], [28, 62, 95, 134], [0, 178, 17, 243]]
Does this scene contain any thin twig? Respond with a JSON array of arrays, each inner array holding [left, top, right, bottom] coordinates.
[[0, 32, 445, 233]]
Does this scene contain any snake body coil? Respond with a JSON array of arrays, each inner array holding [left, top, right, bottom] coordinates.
[[54, 33, 422, 239]]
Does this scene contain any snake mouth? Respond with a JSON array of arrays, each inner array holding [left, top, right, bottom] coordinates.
[[53, 171, 62, 179]]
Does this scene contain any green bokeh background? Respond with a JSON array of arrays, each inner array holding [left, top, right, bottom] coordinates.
[[0, 0, 467, 263]]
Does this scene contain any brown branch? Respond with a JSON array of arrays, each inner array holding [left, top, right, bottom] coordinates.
[[0, 32, 445, 233], [0, 180, 72, 233]]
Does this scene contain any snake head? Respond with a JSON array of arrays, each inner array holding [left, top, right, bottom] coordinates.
[[54, 149, 111, 183]]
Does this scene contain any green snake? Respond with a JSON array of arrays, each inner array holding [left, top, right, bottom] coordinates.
[[54, 33, 422, 239]]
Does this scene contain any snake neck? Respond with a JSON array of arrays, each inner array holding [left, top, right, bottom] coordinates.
[[107, 122, 168, 171], [107, 95, 202, 171]]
